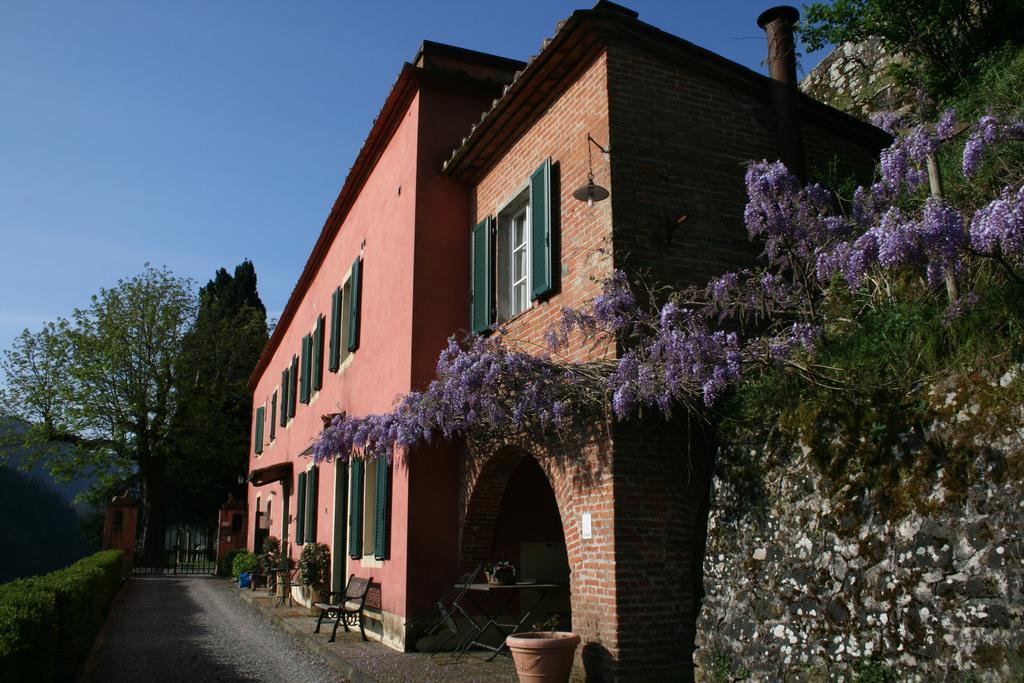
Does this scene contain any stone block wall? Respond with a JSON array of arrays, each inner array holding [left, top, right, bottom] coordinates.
[[800, 38, 912, 121], [695, 374, 1024, 680]]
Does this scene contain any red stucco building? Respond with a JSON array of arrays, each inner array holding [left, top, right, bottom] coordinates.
[[246, 3, 886, 678]]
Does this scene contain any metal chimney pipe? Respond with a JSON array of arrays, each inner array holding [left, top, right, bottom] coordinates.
[[757, 5, 805, 180]]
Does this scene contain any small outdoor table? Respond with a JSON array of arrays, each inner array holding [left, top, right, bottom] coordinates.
[[453, 582, 561, 661]]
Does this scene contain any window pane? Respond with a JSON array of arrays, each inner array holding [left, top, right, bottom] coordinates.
[[513, 281, 527, 313]]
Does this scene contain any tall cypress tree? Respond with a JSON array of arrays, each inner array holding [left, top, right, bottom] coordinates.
[[167, 260, 268, 525]]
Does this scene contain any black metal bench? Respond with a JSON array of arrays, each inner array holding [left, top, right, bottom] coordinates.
[[314, 574, 373, 642]]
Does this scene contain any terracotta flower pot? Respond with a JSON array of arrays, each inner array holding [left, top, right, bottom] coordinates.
[[506, 631, 581, 683]]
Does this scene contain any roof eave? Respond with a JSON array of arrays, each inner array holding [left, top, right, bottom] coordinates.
[[442, 5, 890, 181]]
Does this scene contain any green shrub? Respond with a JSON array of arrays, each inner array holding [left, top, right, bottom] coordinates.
[[853, 657, 898, 682], [298, 543, 330, 588], [231, 551, 257, 579], [0, 549, 124, 683], [220, 549, 244, 577]]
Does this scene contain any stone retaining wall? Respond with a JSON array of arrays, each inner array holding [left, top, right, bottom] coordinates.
[[695, 374, 1024, 680]]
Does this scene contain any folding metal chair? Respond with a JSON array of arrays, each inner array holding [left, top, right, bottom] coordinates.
[[405, 566, 482, 656]]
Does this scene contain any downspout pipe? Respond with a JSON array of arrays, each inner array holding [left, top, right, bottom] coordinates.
[[758, 5, 806, 180]]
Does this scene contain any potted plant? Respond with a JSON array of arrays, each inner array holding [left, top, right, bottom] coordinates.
[[299, 542, 331, 610], [506, 615, 580, 683], [485, 559, 517, 585], [261, 536, 281, 594]]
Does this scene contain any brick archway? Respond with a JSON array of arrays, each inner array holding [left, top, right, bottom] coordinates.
[[460, 446, 575, 574]]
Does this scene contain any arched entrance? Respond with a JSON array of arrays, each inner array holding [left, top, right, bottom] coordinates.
[[461, 448, 572, 631]]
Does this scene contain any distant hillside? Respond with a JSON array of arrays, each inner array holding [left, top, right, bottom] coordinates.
[[0, 416, 97, 582], [0, 465, 90, 583], [0, 415, 98, 513]]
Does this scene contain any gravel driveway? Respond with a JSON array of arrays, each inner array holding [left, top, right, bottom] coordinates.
[[87, 576, 345, 682]]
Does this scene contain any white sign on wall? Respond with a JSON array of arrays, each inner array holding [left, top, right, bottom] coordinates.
[[582, 512, 593, 539]]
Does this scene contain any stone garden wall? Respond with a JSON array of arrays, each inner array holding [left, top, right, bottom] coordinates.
[[800, 38, 911, 121], [695, 372, 1024, 680]]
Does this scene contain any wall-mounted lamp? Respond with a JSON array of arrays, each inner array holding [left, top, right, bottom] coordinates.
[[572, 133, 610, 207], [237, 474, 246, 486]]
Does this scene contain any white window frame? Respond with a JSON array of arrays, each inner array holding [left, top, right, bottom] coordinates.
[[496, 185, 531, 321]]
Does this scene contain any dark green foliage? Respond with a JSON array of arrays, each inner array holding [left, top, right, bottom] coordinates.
[[722, 278, 1024, 518], [0, 550, 124, 683], [853, 656, 899, 682], [231, 551, 257, 579], [0, 265, 197, 561], [167, 260, 268, 525], [219, 548, 245, 577], [261, 536, 281, 570], [800, 0, 1024, 102], [707, 649, 750, 681], [298, 542, 330, 589]]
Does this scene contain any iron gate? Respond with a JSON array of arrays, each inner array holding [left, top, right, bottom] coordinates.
[[133, 525, 217, 575]]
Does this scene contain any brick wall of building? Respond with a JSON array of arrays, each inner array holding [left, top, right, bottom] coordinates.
[[605, 41, 776, 291], [458, 32, 886, 682], [469, 51, 615, 364], [604, 40, 883, 294], [463, 51, 626, 677], [609, 416, 716, 680], [460, 425, 618, 677]]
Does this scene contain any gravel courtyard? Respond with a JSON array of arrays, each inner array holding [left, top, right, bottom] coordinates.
[[86, 576, 345, 682]]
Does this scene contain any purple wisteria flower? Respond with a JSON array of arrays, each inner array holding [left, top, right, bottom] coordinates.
[[963, 115, 1024, 177], [936, 109, 957, 140], [870, 111, 904, 136], [312, 113, 1023, 467], [970, 185, 1024, 260]]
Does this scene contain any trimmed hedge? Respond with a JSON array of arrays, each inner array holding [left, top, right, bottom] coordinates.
[[220, 548, 245, 577], [0, 549, 125, 683]]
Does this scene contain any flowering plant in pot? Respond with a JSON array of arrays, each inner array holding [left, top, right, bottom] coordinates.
[[506, 615, 580, 683], [261, 536, 282, 594], [484, 559, 517, 585], [299, 542, 331, 607]]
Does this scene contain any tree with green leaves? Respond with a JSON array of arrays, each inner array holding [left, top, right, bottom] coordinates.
[[166, 261, 268, 525], [800, 0, 1024, 102], [0, 265, 196, 560]]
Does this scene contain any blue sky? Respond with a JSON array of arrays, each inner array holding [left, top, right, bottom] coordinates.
[[0, 1, 830, 351]]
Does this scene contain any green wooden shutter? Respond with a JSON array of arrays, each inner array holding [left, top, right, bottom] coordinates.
[[289, 355, 298, 418], [296, 471, 307, 545], [470, 218, 493, 334], [254, 406, 265, 455], [305, 465, 318, 543], [347, 257, 362, 353], [300, 334, 311, 404], [530, 158, 553, 300], [373, 458, 391, 560], [269, 392, 277, 440], [280, 369, 289, 426], [329, 287, 342, 372], [312, 316, 324, 391], [348, 460, 364, 558]]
